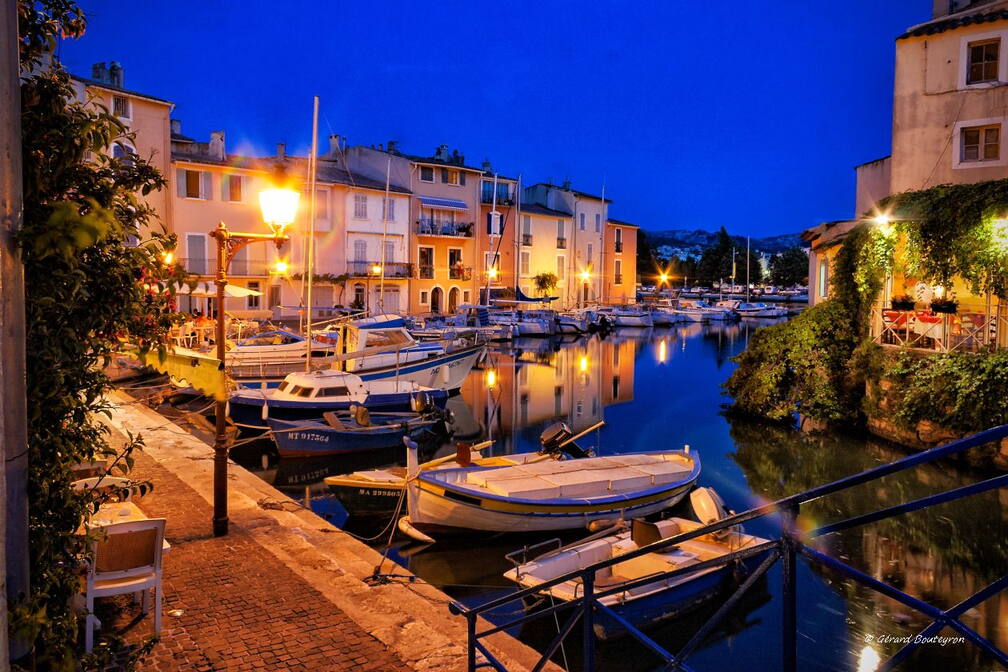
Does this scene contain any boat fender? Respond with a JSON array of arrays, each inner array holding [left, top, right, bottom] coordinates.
[[260, 399, 268, 421], [398, 516, 435, 544], [587, 518, 619, 533]]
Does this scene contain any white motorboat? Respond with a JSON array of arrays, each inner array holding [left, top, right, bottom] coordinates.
[[504, 487, 770, 639], [488, 309, 555, 337], [734, 302, 788, 318], [173, 328, 339, 380], [597, 306, 654, 328]]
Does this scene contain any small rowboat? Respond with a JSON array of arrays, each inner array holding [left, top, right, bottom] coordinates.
[[401, 440, 700, 535], [267, 409, 445, 457], [504, 487, 771, 639]]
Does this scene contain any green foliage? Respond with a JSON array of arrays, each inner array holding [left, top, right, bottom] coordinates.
[[15, 2, 181, 666], [695, 226, 764, 285], [531, 272, 559, 296], [880, 350, 1008, 434], [881, 179, 1008, 296], [769, 246, 808, 287]]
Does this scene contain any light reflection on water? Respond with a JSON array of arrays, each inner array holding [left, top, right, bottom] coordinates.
[[233, 321, 1008, 672]]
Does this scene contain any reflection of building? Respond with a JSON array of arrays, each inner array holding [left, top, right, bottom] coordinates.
[[458, 338, 638, 454]]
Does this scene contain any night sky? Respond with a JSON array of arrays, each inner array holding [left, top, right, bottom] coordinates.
[[59, 0, 927, 237]]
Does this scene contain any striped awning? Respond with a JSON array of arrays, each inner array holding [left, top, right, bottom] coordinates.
[[418, 196, 468, 211]]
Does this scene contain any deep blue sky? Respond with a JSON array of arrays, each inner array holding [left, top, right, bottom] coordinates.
[[60, 0, 927, 237]]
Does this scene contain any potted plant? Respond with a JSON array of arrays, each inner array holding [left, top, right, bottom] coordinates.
[[890, 294, 915, 310], [930, 297, 958, 314]]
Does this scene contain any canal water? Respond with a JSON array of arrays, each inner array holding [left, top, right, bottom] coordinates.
[[231, 321, 1008, 672]]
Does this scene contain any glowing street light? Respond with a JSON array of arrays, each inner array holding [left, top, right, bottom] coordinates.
[[488, 267, 499, 280], [659, 272, 669, 284], [371, 264, 383, 276], [259, 187, 300, 237], [579, 269, 590, 282], [272, 259, 290, 275]]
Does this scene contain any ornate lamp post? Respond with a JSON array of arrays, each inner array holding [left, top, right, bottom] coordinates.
[[209, 186, 298, 536]]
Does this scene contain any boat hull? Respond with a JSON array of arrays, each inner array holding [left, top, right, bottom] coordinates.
[[409, 479, 695, 533], [229, 389, 448, 430], [267, 418, 437, 457]]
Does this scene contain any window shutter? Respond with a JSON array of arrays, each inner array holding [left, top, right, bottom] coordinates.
[[202, 171, 212, 199], [459, 171, 466, 186], [221, 175, 230, 200], [176, 169, 186, 198], [487, 212, 492, 234], [441, 168, 449, 183]]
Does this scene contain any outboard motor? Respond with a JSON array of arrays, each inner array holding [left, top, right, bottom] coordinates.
[[539, 422, 590, 458], [411, 391, 433, 413]]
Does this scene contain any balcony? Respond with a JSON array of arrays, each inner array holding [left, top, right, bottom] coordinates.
[[875, 307, 1007, 353], [615, 274, 623, 285], [556, 237, 567, 249], [480, 187, 514, 205], [180, 257, 272, 276], [450, 265, 473, 280], [418, 264, 434, 279], [615, 241, 623, 253], [521, 234, 533, 246], [415, 219, 474, 238], [346, 261, 412, 278]]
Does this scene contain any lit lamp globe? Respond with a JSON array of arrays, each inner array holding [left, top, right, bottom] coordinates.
[[259, 188, 300, 238], [580, 270, 590, 282], [372, 264, 383, 275]]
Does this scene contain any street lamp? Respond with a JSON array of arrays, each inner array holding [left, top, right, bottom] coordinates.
[[208, 186, 298, 537]]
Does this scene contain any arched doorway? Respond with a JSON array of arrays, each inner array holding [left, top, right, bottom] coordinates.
[[448, 287, 460, 313], [430, 286, 443, 313]]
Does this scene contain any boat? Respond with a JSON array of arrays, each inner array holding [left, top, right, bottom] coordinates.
[[266, 408, 447, 457], [676, 299, 737, 322], [734, 302, 788, 318], [556, 311, 589, 334], [643, 304, 679, 326], [228, 369, 448, 430], [173, 329, 340, 380], [400, 424, 700, 535], [487, 309, 555, 337], [503, 487, 770, 639], [440, 305, 517, 341], [597, 306, 654, 328]]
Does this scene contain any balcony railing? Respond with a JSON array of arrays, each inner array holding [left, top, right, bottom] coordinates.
[[875, 307, 1007, 353], [346, 261, 412, 278], [415, 219, 474, 237], [480, 193, 514, 206], [614, 274, 623, 285], [418, 264, 434, 279], [180, 257, 272, 276], [521, 234, 533, 246], [615, 241, 623, 253], [449, 265, 473, 280], [556, 237, 567, 249]]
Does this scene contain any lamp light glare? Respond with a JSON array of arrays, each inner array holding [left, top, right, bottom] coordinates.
[[580, 270, 590, 282], [162, 251, 174, 265], [486, 369, 497, 387], [259, 188, 300, 230], [372, 264, 383, 275], [658, 340, 667, 363], [488, 267, 498, 279], [273, 259, 290, 275], [579, 355, 589, 372], [659, 273, 669, 284], [874, 213, 890, 227]]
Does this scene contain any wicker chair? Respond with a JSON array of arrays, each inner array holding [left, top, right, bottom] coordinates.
[[82, 518, 166, 652]]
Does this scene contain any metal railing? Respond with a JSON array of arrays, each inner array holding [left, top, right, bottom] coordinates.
[[875, 308, 1006, 353], [415, 219, 475, 237], [346, 260, 412, 278], [521, 234, 533, 246], [614, 274, 622, 285], [418, 264, 434, 279], [179, 257, 272, 276], [452, 425, 1008, 672], [557, 237, 567, 249], [450, 265, 473, 280]]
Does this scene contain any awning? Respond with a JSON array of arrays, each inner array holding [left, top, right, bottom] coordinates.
[[174, 282, 263, 298], [418, 196, 468, 211]]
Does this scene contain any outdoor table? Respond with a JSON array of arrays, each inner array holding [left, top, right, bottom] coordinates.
[[81, 502, 171, 554]]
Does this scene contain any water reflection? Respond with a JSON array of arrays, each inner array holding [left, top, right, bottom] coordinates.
[[229, 321, 1006, 671]]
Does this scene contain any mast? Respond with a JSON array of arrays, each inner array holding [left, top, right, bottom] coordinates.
[[514, 175, 521, 294], [379, 156, 391, 312], [731, 247, 737, 296], [483, 173, 498, 305], [746, 237, 751, 302], [600, 181, 606, 305], [305, 96, 319, 370]]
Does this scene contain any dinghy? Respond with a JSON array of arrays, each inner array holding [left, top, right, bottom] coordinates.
[[266, 407, 448, 457], [400, 426, 699, 534], [503, 487, 770, 639]]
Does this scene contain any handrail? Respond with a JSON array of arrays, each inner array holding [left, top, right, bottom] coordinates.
[[452, 424, 1008, 671]]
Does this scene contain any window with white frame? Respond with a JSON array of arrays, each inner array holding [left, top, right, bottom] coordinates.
[[354, 193, 367, 218], [112, 95, 130, 119], [615, 259, 623, 284], [354, 239, 367, 262], [818, 259, 828, 299], [968, 39, 1000, 85], [557, 219, 564, 238], [961, 124, 1000, 162], [223, 175, 242, 202], [556, 255, 566, 279], [180, 169, 210, 199], [484, 251, 500, 272], [420, 290, 430, 304], [487, 211, 502, 235], [382, 197, 395, 222], [247, 281, 261, 309], [520, 250, 530, 276], [442, 169, 461, 186]]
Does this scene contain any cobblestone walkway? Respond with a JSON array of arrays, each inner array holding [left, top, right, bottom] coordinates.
[[103, 449, 407, 671]]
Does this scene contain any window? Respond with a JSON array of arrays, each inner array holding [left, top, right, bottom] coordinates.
[[595, 213, 601, 232], [247, 281, 260, 309], [112, 142, 135, 165], [420, 290, 430, 305], [224, 175, 242, 202], [557, 255, 566, 279], [520, 250, 530, 276], [484, 251, 500, 271], [316, 189, 328, 220], [615, 259, 623, 284], [384, 241, 395, 264], [522, 215, 531, 234], [448, 248, 462, 268], [320, 386, 351, 397], [463, 290, 471, 303], [418, 246, 434, 279], [587, 243, 593, 264], [441, 169, 462, 186], [968, 39, 1000, 84], [269, 285, 281, 308], [112, 95, 130, 118], [354, 193, 367, 218], [353, 283, 366, 307], [420, 166, 434, 182], [382, 197, 395, 221], [185, 170, 202, 198], [554, 386, 563, 416], [962, 125, 1000, 162], [818, 260, 828, 299], [615, 228, 622, 248], [487, 211, 502, 235], [557, 219, 564, 238], [353, 239, 367, 262], [186, 234, 207, 274], [579, 213, 585, 230]]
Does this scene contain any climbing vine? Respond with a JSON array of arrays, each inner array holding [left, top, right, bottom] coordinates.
[[15, 1, 182, 667]]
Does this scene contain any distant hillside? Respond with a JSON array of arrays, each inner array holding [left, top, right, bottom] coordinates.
[[644, 229, 806, 259]]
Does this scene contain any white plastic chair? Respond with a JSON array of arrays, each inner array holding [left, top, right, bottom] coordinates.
[[82, 517, 166, 652]]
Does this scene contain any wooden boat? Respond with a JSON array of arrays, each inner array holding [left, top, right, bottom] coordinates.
[[266, 409, 446, 457], [503, 487, 770, 639], [401, 435, 699, 535], [228, 370, 448, 431]]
